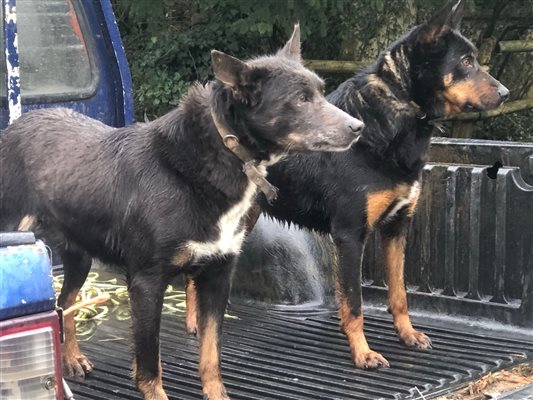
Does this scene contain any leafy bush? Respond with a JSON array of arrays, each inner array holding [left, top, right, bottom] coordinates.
[[113, 0, 350, 119], [113, 0, 532, 143], [475, 109, 533, 142]]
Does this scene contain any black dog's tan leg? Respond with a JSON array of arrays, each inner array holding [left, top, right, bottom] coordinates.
[[57, 249, 93, 377], [195, 257, 234, 400], [332, 230, 389, 369], [128, 271, 168, 400], [185, 276, 198, 336], [382, 234, 431, 349]]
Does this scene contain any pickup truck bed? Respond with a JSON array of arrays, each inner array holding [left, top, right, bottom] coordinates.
[[60, 137, 533, 399], [67, 301, 533, 400]]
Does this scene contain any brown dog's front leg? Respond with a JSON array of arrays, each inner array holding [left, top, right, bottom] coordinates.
[[57, 249, 94, 377], [195, 257, 234, 400], [198, 316, 228, 400], [185, 204, 260, 338], [128, 271, 168, 400]]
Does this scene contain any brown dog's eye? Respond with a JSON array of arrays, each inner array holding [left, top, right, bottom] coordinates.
[[462, 57, 472, 67]]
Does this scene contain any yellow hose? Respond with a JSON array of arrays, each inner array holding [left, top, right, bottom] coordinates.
[[53, 272, 238, 338]]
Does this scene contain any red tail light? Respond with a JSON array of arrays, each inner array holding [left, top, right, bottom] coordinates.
[[0, 311, 64, 400]]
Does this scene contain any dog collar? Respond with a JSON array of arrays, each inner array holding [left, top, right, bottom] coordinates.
[[210, 109, 278, 203], [416, 111, 427, 120], [409, 101, 427, 120], [410, 101, 445, 132]]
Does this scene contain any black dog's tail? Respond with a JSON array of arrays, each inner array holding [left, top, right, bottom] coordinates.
[[0, 127, 35, 231]]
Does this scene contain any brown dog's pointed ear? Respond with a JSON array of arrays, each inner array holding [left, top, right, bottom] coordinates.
[[418, 0, 465, 44], [211, 50, 250, 87], [278, 23, 301, 62]]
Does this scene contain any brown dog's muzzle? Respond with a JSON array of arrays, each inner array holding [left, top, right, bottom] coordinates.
[[286, 101, 365, 152]]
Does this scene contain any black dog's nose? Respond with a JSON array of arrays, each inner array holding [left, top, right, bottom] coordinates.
[[498, 85, 510, 102]]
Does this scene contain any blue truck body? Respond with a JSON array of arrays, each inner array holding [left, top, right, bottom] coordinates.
[[0, 238, 55, 320], [0, 2, 133, 398], [0, 0, 134, 129]]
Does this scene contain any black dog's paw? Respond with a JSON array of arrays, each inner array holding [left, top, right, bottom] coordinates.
[[398, 329, 432, 349], [353, 349, 390, 369]]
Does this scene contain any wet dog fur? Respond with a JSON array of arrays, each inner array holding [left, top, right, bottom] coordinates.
[[0, 25, 364, 400]]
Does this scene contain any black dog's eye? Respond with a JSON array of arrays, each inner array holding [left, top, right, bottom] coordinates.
[[299, 94, 310, 102], [461, 56, 473, 68]]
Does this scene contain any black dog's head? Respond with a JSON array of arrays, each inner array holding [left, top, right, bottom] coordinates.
[[410, 0, 509, 118], [210, 24, 364, 157]]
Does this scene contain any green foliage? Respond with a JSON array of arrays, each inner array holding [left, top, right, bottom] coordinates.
[[113, 0, 349, 119], [475, 109, 533, 142], [113, 0, 533, 142]]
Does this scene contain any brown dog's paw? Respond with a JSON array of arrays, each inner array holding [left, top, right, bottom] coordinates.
[[143, 393, 168, 400], [63, 352, 94, 378], [398, 329, 432, 349], [203, 395, 230, 400], [203, 383, 230, 400], [353, 350, 390, 369], [186, 321, 198, 336]]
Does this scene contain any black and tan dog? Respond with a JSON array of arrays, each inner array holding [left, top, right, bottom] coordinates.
[[0, 26, 364, 400], [261, 0, 509, 369], [187, 0, 509, 371]]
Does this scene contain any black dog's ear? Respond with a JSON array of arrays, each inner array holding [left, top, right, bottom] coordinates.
[[447, 0, 465, 29], [418, 0, 465, 44], [211, 50, 250, 87], [449, 0, 465, 29], [278, 23, 301, 62]]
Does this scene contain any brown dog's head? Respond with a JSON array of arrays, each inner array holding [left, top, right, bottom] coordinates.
[[210, 25, 365, 157]]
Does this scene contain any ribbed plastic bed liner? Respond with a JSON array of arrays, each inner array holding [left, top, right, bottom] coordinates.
[[498, 383, 533, 399], [67, 302, 533, 400]]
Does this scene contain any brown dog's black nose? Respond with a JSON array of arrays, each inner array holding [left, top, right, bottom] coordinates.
[[349, 121, 365, 136], [498, 85, 510, 102]]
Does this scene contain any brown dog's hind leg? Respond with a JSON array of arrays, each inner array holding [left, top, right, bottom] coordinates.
[[381, 222, 431, 350], [195, 257, 234, 400], [128, 270, 169, 400], [57, 248, 94, 377], [332, 229, 389, 369], [185, 276, 198, 336]]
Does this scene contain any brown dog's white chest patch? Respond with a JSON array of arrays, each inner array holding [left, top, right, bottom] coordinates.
[[366, 182, 420, 227], [185, 181, 258, 262]]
